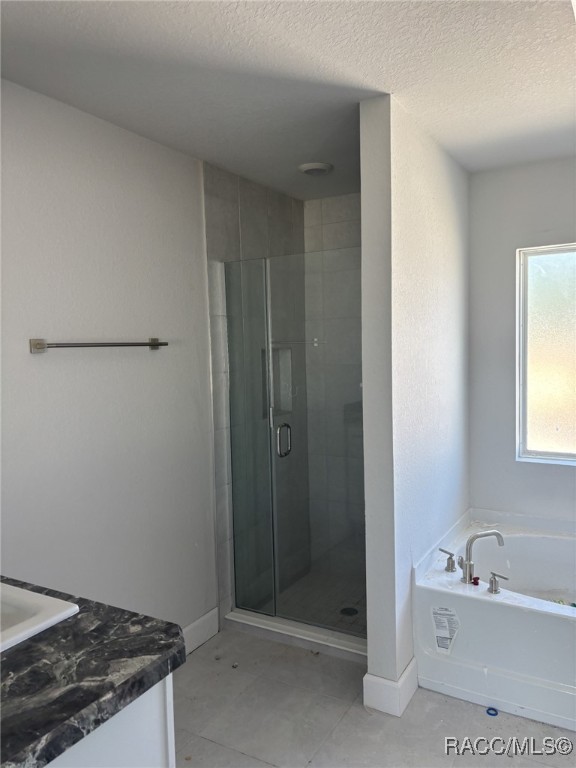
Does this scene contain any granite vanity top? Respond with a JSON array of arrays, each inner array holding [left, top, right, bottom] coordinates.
[[1, 576, 185, 768]]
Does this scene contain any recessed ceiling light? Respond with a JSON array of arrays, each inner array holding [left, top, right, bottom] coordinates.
[[298, 162, 334, 177]]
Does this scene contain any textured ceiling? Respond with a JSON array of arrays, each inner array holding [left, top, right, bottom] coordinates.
[[2, 1, 574, 199]]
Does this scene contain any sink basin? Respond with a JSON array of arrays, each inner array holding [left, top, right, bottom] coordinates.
[[0, 583, 79, 652]]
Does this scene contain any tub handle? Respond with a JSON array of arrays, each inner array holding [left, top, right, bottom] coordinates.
[[439, 548, 457, 573], [488, 571, 509, 594]]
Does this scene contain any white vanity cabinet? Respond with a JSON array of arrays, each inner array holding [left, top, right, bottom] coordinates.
[[49, 676, 175, 768]]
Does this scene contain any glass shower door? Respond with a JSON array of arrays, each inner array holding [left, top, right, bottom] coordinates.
[[268, 250, 366, 635], [225, 260, 275, 614], [266, 254, 311, 608], [227, 249, 366, 637]]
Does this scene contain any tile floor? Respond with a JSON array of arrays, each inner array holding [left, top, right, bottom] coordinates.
[[174, 629, 574, 768], [273, 536, 367, 637]]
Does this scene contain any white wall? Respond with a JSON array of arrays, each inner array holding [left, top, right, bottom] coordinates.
[[360, 96, 469, 708], [391, 99, 469, 568], [360, 96, 397, 683], [469, 157, 576, 526], [1, 81, 217, 630]]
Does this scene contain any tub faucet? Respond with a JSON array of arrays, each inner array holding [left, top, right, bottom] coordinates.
[[458, 530, 504, 584]]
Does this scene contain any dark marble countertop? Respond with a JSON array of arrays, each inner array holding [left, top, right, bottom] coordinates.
[[1, 576, 186, 768]]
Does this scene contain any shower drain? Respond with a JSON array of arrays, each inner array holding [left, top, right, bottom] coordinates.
[[340, 607, 358, 616]]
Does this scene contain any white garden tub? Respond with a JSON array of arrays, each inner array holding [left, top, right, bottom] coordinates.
[[414, 524, 576, 731]]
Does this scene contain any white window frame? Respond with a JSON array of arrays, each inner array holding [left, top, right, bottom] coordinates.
[[516, 242, 576, 466]]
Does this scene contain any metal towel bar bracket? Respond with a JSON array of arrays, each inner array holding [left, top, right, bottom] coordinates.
[[29, 338, 168, 353]]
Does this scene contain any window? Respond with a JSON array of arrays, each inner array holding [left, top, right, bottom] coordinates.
[[517, 244, 576, 465]]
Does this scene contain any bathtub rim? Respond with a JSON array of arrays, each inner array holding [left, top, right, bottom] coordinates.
[[416, 518, 576, 608], [415, 575, 576, 620]]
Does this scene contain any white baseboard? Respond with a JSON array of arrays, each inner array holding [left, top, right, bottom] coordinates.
[[182, 607, 219, 654], [363, 658, 418, 717]]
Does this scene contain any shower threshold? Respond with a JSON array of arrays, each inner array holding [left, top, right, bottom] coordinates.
[[224, 608, 367, 662]]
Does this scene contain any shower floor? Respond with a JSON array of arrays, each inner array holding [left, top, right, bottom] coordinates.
[[276, 535, 366, 637]]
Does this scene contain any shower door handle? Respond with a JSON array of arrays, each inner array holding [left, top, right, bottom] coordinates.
[[276, 423, 292, 458]]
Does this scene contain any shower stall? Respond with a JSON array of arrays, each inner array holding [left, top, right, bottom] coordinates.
[[224, 249, 365, 638]]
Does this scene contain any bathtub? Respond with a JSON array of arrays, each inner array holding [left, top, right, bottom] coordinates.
[[414, 524, 576, 731]]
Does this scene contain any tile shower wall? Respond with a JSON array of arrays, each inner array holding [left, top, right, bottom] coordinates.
[[204, 164, 304, 263], [207, 260, 234, 621], [303, 194, 364, 562], [204, 163, 306, 620]]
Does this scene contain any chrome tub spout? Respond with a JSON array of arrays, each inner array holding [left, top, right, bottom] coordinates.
[[458, 530, 504, 584]]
